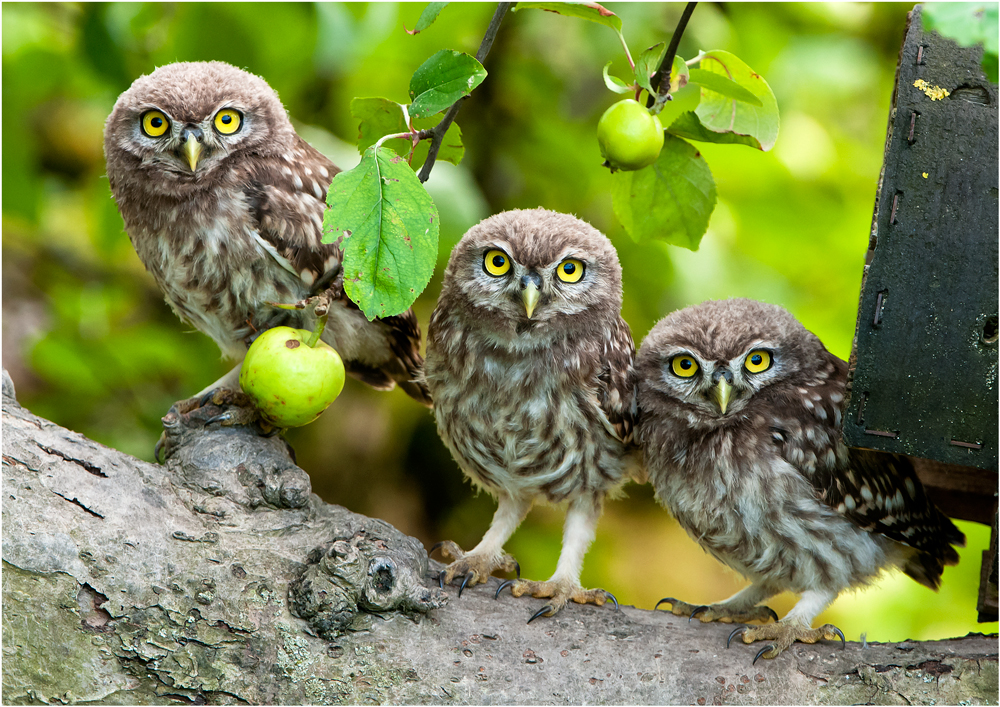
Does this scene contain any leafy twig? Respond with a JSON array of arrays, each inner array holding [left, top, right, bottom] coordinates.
[[417, 2, 513, 183], [648, 1, 697, 107]]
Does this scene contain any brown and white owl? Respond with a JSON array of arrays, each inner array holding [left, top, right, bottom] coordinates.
[[423, 208, 638, 620], [103, 61, 429, 408], [635, 298, 964, 661]]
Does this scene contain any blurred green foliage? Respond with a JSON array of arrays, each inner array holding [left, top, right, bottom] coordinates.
[[2, 2, 995, 644]]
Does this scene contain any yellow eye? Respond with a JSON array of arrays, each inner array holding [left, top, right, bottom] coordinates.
[[483, 249, 511, 277], [671, 355, 699, 378], [556, 258, 585, 283], [214, 109, 242, 135], [141, 110, 169, 138], [744, 349, 772, 374]]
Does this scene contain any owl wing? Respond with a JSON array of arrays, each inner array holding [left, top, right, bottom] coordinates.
[[773, 352, 964, 588], [244, 135, 343, 289], [595, 316, 638, 445], [245, 136, 431, 405]]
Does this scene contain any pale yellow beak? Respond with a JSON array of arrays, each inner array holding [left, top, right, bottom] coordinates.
[[183, 133, 203, 171], [710, 378, 732, 415], [521, 282, 540, 319]]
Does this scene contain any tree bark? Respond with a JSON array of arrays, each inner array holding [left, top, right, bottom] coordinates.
[[2, 371, 997, 705]]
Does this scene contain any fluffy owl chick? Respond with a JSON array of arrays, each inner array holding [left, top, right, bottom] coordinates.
[[104, 61, 430, 410], [636, 298, 964, 661], [424, 209, 638, 620]]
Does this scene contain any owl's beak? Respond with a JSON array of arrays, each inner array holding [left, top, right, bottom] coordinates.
[[520, 273, 542, 318], [710, 377, 732, 415], [182, 133, 203, 171]]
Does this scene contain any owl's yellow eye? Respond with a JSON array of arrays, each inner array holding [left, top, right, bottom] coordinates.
[[744, 349, 772, 373], [141, 110, 169, 138], [671, 355, 699, 378], [556, 258, 585, 283], [483, 249, 511, 277], [214, 109, 242, 135]]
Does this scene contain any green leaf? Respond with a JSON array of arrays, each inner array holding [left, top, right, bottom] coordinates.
[[323, 146, 440, 320], [688, 68, 763, 106], [611, 135, 716, 250], [923, 3, 998, 83], [351, 96, 465, 169], [923, 3, 998, 53], [408, 49, 487, 120], [603, 61, 632, 94], [407, 2, 448, 35], [658, 84, 701, 131], [666, 111, 762, 149], [512, 1, 621, 31], [635, 42, 666, 96], [692, 50, 779, 151]]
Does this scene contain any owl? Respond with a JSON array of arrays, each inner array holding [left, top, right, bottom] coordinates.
[[635, 298, 965, 661], [423, 209, 638, 620], [103, 61, 430, 411]]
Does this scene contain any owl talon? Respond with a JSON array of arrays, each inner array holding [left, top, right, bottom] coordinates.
[[727, 626, 747, 649], [833, 626, 846, 649], [153, 434, 167, 464], [437, 571, 445, 590], [654, 597, 678, 611], [753, 644, 776, 665], [514, 561, 521, 579], [528, 605, 554, 624], [689, 605, 710, 622], [495, 579, 516, 600], [428, 541, 446, 558], [605, 591, 619, 611], [458, 573, 474, 598]]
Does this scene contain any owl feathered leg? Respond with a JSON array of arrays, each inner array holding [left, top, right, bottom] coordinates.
[[501, 495, 612, 620], [435, 494, 529, 591], [728, 588, 844, 662], [656, 583, 779, 624]]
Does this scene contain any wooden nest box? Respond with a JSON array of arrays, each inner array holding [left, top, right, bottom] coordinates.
[[843, 6, 998, 622]]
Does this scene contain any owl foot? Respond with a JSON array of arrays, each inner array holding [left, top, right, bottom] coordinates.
[[727, 621, 845, 662], [155, 389, 277, 462], [495, 578, 616, 622], [654, 597, 778, 624], [429, 541, 520, 594]]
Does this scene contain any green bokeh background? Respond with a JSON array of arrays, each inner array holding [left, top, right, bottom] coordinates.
[[3, 2, 995, 644]]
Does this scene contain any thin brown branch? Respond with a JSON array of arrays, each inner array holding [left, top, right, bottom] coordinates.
[[648, 1, 697, 108], [417, 2, 513, 183]]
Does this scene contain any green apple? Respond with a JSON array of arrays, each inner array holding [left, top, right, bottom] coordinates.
[[597, 98, 665, 171], [239, 326, 346, 427]]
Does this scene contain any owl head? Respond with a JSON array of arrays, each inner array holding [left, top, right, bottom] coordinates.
[[636, 298, 836, 426], [439, 209, 624, 347], [104, 61, 293, 194]]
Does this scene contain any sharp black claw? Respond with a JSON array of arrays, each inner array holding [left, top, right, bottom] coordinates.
[[495, 579, 516, 600], [527, 605, 553, 624], [833, 626, 845, 649], [765, 606, 779, 622], [458, 573, 474, 597], [153, 438, 166, 465], [204, 412, 232, 426], [437, 571, 445, 589], [753, 644, 775, 665], [689, 605, 710, 623], [604, 591, 619, 611], [429, 541, 445, 557], [198, 389, 218, 408], [727, 626, 747, 649], [654, 597, 676, 611], [514, 561, 521, 579]]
